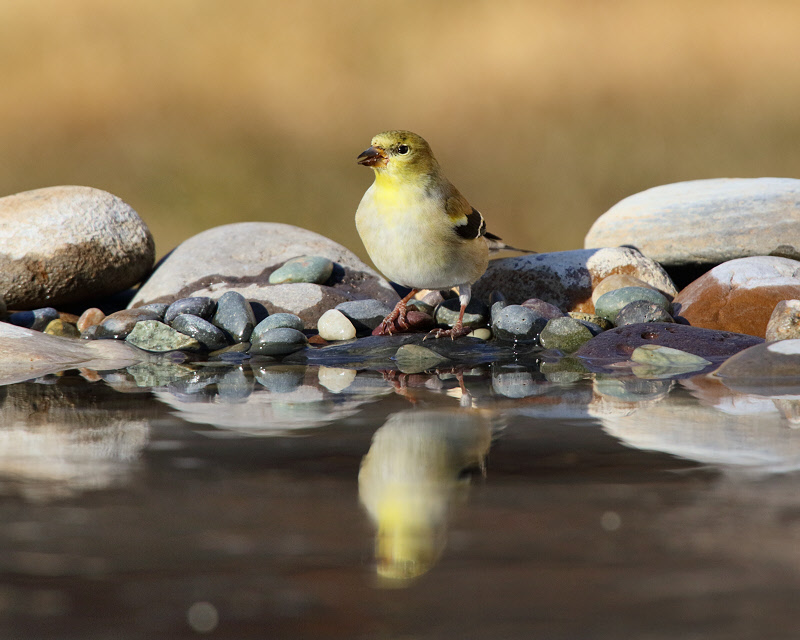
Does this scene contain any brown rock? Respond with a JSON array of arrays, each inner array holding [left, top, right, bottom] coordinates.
[[77, 307, 106, 333], [573, 322, 763, 364], [673, 257, 800, 338]]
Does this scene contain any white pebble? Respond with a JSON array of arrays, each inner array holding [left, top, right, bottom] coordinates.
[[317, 309, 356, 341]]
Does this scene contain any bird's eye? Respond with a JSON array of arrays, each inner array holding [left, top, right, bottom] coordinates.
[[397, 144, 410, 155]]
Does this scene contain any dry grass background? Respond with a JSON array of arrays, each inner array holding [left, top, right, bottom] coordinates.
[[2, 0, 800, 264]]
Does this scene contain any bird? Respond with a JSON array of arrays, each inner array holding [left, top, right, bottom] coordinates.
[[355, 130, 531, 339]]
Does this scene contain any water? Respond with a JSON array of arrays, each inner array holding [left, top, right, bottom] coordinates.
[[1, 360, 800, 639]]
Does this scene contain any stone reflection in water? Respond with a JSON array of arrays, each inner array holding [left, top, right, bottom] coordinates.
[[358, 408, 492, 585], [591, 374, 800, 473], [152, 364, 392, 435], [0, 381, 148, 500]]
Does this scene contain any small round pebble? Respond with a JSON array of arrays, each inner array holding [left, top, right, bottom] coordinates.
[[435, 298, 489, 329], [594, 286, 671, 325], [268, 255, 334, 285], [255, 313, 305, 333], [77, 307, 106, 333], [249, 327, 308, 356], [94, 308, 161, 339], [467, 327, 492, 340], [615, 300, 675, 326], [171, 314, 230, 351], [539, 317, 594, 353], [317, 309, 357, 341], [492, 305, 546, 342], [44, 319, 80, 338], [164, 297, 216, 323]]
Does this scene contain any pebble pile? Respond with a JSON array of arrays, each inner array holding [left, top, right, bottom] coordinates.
[[1, 179, 800, 383]]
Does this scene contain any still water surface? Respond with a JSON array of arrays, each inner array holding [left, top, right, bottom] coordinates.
[[1, 359, 799, 639]]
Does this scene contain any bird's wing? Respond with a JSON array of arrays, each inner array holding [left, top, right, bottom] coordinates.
[[447, 195, 487, 241]]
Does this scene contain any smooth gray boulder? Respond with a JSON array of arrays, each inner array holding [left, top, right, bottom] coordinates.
[[585, 178, 800, 266], [0, 186, 155, 308], [129, 222, 398, 329]]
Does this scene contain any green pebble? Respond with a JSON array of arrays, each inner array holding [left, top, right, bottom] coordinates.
[[125, 320, 203, 352], [268, 255, 334, 285], [594, 287, 671, 325], [539, 317, 594, 353]]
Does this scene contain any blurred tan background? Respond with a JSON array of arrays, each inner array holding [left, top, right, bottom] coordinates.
[[2, 0, 800, 264]]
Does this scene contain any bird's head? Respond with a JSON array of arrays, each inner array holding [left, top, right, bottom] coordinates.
[[357, 130, 440, 180]]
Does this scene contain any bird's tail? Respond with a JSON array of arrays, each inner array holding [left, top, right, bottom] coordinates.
[[484, 232, 536, 254]]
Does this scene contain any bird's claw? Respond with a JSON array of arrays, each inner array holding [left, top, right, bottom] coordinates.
[[372, 301, 411, 336], [423, 323, 471, 340]]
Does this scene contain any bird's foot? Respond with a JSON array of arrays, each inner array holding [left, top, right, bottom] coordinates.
[[424, 322, 471, 340], [372, 300, 411, 336]]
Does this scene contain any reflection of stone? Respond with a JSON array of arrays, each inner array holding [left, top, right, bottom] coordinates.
[[592, 376, 800, 473], [0, 382, 149, 500], [358, 409, 491, 584], [154, 368, 390, 435]]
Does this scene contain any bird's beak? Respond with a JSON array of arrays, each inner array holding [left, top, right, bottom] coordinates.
[[357, 145, 388, 168]]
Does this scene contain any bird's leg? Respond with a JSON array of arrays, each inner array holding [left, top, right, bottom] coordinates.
[[372, 289, 419, 336], [425, 284, 473, 340]]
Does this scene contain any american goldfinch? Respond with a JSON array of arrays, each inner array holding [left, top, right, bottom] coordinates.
[[356, 130, 529, 339]]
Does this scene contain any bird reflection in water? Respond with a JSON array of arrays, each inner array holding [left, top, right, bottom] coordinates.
[[358, 406, 492, 585]]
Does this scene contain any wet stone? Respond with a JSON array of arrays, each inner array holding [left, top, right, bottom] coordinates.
[[490, 300, 508, 324], [492, 305, 547, 342], [574, 322, 763, 365], [568, 312, 613, 331], [213, 291, 256, 343], [254, 313, 304, 333], [171, 314, 229, 351], [317, 309, 357, 341], [164, 297, 216, 324], [44, 319, 81, 339], [77, 307, 106, 333], [539, 317, 594, 353], [615, 300, 675, 326], [435, 297, 489, 329], [8, 307, 60, 332], [268, 255, 334, 285], [95, 308, 162, 339], [594, 287, 671, 325], [137, 302, 169, 320], [125, 320, 203, 352], [521, 298, 565, 319], [765, 300, 800, 342], [249, 327, 308, 356], [335, 299, 393, 333]]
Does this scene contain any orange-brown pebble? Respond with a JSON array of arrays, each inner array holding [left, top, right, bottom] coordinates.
[[77, 307, 106, 333]]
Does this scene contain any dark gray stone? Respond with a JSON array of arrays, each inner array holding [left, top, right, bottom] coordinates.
[[138, 303, 169, 320], [253, 313, 304, 334], [335, 299, 394, 333], [249, 327, 308, 356], [171, 314, 229, 351], [492, 305, 546, 342], [164, 297, 216, 323], [213, 291, 256, 343]]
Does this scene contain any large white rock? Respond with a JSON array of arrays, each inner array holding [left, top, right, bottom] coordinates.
[[584, 178, 800, 266], [129, 222, 399, 329], [0, 186, 155, 308]]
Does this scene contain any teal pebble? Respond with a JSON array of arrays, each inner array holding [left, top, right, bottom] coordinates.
[[594, 286, 671, 325], [252, 313, 305, 339], [268, 256, 335, 285]]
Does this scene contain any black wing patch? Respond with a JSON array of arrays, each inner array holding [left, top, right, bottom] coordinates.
[[454, 207, 487, 241]]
